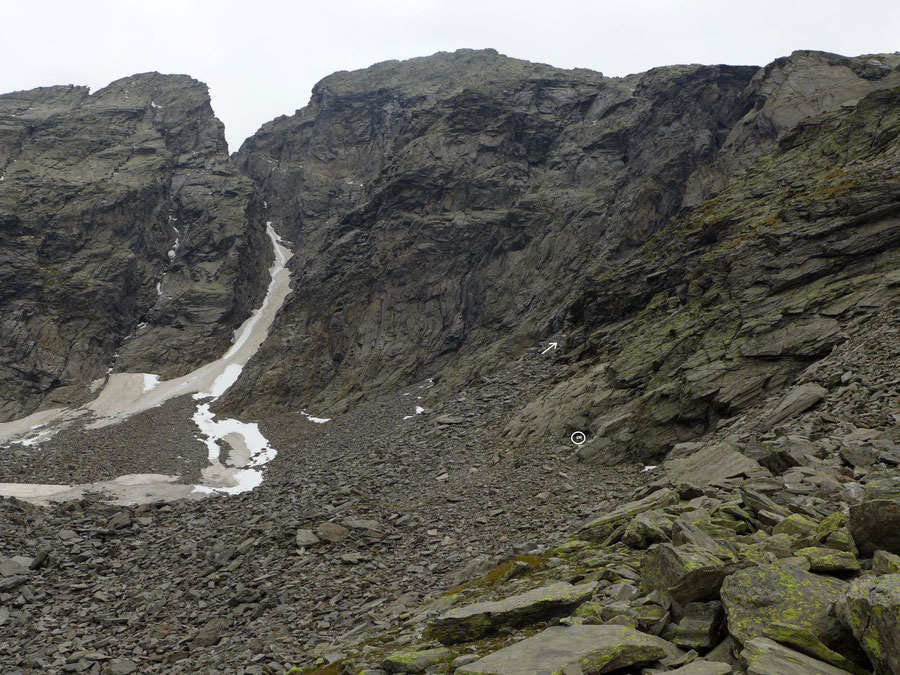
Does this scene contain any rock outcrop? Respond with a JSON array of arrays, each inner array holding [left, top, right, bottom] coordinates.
[[0, 73, 270, 421]]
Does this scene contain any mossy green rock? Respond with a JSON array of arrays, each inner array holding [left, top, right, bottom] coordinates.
[[772, 514, 818, 540], [641, 543, 739, 605], [835, 574, 900, 675], [762, 622, 868, 675], [622, 510, 672, 549], [426, 581, 597, 644], [455, 624, 681, 674], [720, 564, 860, 661], [741, 637, 858, 675], [381, 647, 452, 673], [579, 489, 679, 542], [794, 547, 860, 573], [814, 512, 848, 542], [872, 550, 900, 575]]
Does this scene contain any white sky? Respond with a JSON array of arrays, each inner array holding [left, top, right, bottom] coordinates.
[[2, 0, 898, 150]]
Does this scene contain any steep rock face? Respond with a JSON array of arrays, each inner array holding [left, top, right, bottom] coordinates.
[[0, 73, 270, 421], [226, 49, 899, 464], [225, 48, 760, 415]]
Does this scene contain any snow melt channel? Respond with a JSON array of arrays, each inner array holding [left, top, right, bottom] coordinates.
[[0, 223, 293, 504]]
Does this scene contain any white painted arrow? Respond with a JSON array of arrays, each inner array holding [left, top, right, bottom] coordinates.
[[541, 342, 559, 355]]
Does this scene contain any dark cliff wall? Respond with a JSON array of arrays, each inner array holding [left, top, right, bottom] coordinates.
[[224, 49, 899, 464], [0, 73, 270, 421], [224, 49, 761, 416]]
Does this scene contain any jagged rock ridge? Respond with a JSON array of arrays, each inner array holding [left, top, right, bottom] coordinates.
[[0, 73, 270, 421]]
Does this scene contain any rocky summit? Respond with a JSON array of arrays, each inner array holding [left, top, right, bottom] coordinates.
[[0, 48, 899, 674]]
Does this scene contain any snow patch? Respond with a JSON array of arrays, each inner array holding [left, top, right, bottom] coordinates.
[[142, 374, 160, 392], [14, 430, 55, 447], [403, 405, 426, 421], [195, 363, 243, 399], [300, 411, 330, 424], [642, 465, 657, 472]]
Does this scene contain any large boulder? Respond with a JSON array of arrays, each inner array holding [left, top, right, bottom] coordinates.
[[741, 637, 858, 675], [426, 581, 597, 644], [720, 564, 861, 662], [836, 574, 900, 675], [455, 624, 681, 674], [641, 544, 739, 605], [849, 472, 900, 555], [663, 443, 765, 488]]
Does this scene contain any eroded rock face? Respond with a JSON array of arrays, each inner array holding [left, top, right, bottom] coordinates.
[[0, 73, 270, 421]]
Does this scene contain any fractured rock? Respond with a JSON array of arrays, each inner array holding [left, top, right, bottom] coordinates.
[[673, 601, 726, 651]]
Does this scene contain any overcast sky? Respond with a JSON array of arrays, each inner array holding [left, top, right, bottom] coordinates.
[[3, 0, 898, 150]]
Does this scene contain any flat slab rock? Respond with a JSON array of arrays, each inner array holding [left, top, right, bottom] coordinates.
[[764, 383, 828, 428], [741, 637, 853, 675], [456, 624, 682, 674], [663, 443, 764, 487], [428, 581, 597, 644], [667, 663, 733, 675]]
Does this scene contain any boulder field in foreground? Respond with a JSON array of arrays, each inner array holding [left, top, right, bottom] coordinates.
[[294, 308, 899, 673]]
